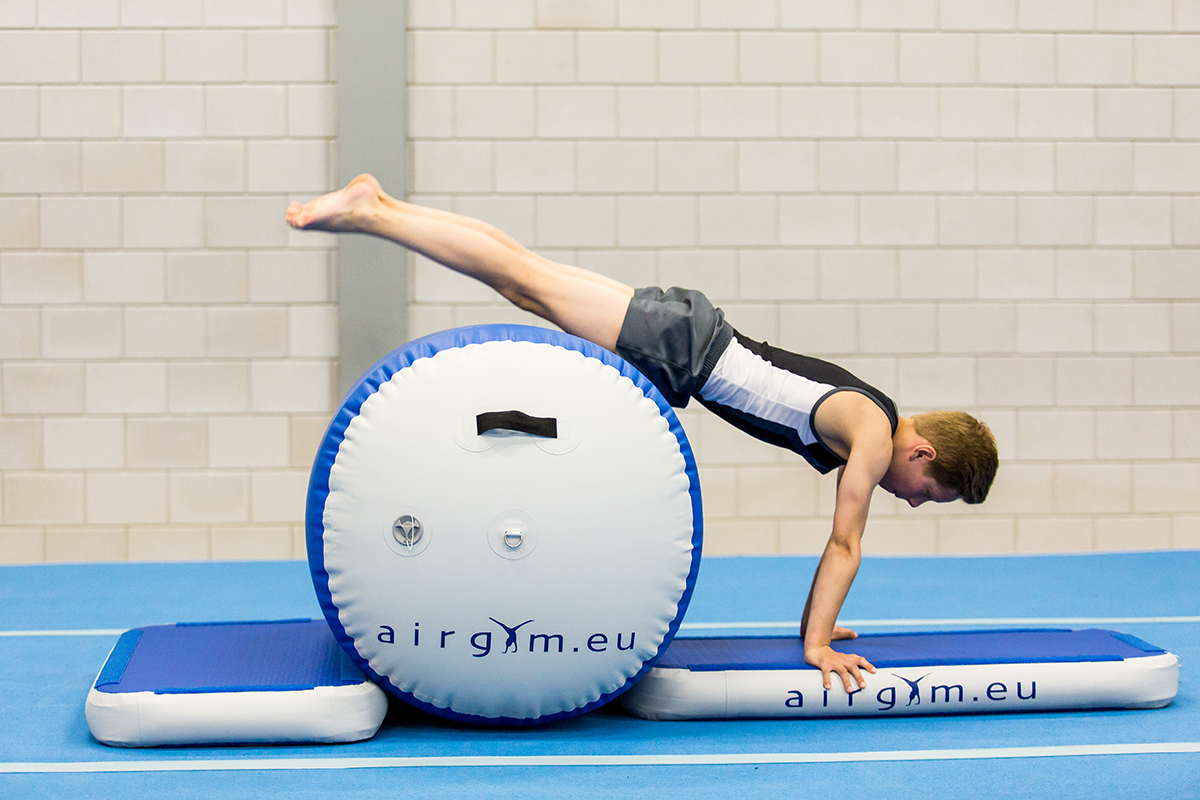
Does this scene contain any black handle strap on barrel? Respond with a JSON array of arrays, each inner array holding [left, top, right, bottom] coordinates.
[[476, 411, 558, 439]]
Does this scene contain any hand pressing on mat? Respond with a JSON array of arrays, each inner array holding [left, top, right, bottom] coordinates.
[[805, 643, 876, 694]]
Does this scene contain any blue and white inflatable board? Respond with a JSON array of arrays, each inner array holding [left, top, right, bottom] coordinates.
[[622, 629, 1180, 720], [307, 325, 703, 726], [85, 620, 388, 746]]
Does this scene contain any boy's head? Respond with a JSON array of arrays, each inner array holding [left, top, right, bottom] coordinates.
[[910, 411, 998, 504]]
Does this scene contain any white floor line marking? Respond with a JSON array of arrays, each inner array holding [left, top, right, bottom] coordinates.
[[2, 742, 1198, 774], [1, 617, 1197, 638], [680, 616, 1200, 630]]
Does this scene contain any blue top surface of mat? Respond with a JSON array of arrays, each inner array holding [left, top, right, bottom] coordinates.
[[658, 629, 1167, 671], [94, 620, 368, 694]]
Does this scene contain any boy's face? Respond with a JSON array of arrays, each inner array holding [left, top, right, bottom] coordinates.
[[878, 460, 958, 507]]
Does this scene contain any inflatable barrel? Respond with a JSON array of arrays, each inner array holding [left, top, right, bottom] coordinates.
[[306, 325, 703, 725]]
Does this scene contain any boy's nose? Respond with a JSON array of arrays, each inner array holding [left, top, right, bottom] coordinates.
[[907, 497, 924, 508]]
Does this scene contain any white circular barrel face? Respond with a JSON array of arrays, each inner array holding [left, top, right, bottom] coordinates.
[[308, 326, 702, 725]]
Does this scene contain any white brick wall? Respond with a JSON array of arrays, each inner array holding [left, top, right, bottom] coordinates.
[[405, 1, 1200, 558], [0, 2, 335, 563], [3, 3, 1198, 564]]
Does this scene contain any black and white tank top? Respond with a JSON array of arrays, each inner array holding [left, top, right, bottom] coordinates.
[[697, 330, 899, 474]]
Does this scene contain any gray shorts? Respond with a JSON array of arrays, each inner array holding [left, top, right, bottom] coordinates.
[[614, 287, 734, 408]]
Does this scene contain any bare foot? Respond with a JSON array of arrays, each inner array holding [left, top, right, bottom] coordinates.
[[286, 174, 384, 232]]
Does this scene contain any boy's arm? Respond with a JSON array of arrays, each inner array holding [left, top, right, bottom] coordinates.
[[800, 429, 892, 692], [800, 470, 861, 643]]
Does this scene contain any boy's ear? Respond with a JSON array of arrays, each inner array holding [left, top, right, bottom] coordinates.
[[910, 442, 937, 462]]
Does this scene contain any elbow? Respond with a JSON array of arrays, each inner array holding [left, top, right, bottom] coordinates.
[[826, 532, 861, 561]]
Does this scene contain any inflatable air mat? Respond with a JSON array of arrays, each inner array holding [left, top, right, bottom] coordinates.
[[85, 620, 388, 746], [622, 629, 1179, 720]]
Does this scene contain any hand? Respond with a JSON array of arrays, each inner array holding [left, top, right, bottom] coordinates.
[[831, 626, 858, 640], [805, 643, 876, 693]]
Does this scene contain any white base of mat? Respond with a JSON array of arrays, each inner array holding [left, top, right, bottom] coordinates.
[[86, 682, 389, 747], [622, 653, 1179, 721]]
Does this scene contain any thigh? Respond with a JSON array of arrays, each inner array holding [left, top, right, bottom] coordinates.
[[524, 265, 633, 352]]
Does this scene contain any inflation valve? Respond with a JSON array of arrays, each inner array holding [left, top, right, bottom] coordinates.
[[393, 515, 423, 549]]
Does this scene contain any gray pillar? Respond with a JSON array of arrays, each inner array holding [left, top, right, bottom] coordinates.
[[335, 0, 408, 396]]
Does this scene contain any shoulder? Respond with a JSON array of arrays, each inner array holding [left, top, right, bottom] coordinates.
[[813, 391, 894, 461]]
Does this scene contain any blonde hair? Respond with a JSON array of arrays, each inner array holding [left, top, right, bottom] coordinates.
[[911, 411, 998, 504]]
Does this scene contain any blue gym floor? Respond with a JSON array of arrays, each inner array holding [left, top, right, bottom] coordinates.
[[2, 551, 1197, 799]]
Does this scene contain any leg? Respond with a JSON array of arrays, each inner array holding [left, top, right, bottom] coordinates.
[[287, 176, 633, 350]]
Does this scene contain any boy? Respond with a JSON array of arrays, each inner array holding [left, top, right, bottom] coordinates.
[[287, 175, 999, 695]]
